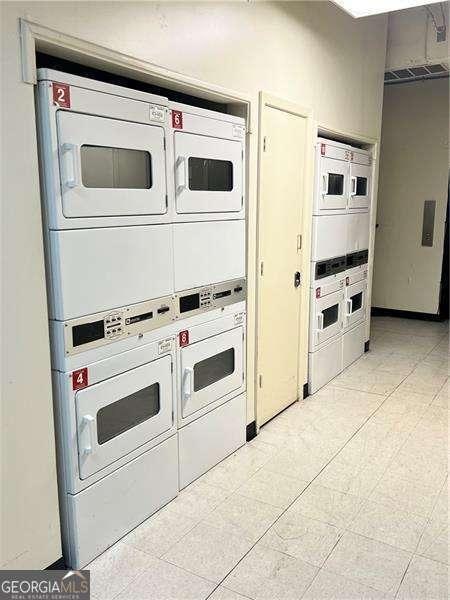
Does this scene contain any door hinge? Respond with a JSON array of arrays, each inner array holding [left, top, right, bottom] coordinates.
[[297, 234, 302, 250], [259, 374, 263, 388], [263, 136, 267, 152], [241, 149, 244, 159], [171, 361, 174, 373], [260, 261, 264, 276], [163, 137, 166, 151], [165, 194, 168, 208]]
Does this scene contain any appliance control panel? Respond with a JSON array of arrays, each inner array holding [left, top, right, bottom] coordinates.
[[176, 278, 246, 319], [64, 295, 175, 356]]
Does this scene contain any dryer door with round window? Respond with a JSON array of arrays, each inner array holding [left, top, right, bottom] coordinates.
[[57, 111, 167, 219]]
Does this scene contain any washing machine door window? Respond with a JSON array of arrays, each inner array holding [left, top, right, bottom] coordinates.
[[76, 355, 173, 479], [174, 131, 243, 214], [180, 327, 243, 418], [57, 111, 167, 218], [317, 157, 348, 212]]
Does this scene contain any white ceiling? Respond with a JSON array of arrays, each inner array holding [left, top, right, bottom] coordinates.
[[331, 0, 440, 18]]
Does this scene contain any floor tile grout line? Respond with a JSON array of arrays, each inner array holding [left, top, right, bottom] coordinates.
[[204, 367, 418, 600]]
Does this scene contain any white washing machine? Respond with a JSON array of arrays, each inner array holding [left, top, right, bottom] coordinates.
[[37, 69, 174, 320], [308, 259, 346, 394], [176, 304, 246, 489], [53, 334, 179, 568], [169, 101, 246, 290]]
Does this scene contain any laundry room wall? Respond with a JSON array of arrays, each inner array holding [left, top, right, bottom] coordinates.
[[372, 77, 449, 315], [1, 1, 388, 569]]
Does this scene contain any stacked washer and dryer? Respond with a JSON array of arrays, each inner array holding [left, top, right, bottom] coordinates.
[[36, 70, 247, 568], [308, 138, 372, 393]]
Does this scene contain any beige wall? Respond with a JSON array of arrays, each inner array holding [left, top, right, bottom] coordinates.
[[1, 1, 387, 569], [372, 77, 449, 314]]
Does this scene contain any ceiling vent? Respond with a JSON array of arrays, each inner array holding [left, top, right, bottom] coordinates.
[[384, 63, 449, 84]]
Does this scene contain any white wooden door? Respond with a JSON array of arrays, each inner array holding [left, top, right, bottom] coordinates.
[[256, 94, 311, 426]]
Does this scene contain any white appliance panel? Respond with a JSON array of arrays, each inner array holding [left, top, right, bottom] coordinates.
[[57, 111, 167, 218], [174, 131, 243, 214], [343, 322, 365, 369], [308, 336, 343, 394], [49, 225, 173, 320], [311, 215, 348, 261], [66, 435, 178, 568], [173, 221, 245, 291], [347, 212, 370, 254], [178, 393, 245, 489], [76, 355, 173, 479], [180, 326, 244, 419]]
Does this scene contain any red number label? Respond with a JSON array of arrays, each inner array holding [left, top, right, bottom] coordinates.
[[72, 367, 88, 391], [52, 82, 71, 108], [172, 110, 183, 129], [346, 277, 350, 286], [178, 330, 189, 347], [315, 287, 321, 298], [320, 143, 326, 156]]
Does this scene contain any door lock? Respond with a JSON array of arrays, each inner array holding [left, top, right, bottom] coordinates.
[[294, 271, 301, 288]]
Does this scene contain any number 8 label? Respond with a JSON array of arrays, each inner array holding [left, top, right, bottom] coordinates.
[[52, 82, 71, 108]]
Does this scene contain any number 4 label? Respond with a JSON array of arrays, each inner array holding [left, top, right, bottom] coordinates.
[[52, 82, 71, 108], [72, 367, 88, 391]]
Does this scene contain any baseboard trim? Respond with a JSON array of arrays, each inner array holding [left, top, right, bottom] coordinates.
[[46, 557, 66, 570], [371, 307, 443, 322], [364, 340, 370, 352], [246, 420, 257, 442], [303, 383, 309, 399]]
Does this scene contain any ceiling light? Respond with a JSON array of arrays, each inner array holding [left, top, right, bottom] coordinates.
[[331, 0, 440, 18]]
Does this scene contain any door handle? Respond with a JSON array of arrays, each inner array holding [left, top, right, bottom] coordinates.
[[350, 176, 357, 196], [317, 313, 324, 330], [294, 271, 301, 288], [183, 367, 193, 402], [61, 143, 79, 189], [346, 298, 353, 317], [176, 156, 187, 194], [322, 174, 328, 196], [81, 414, 95, 456]]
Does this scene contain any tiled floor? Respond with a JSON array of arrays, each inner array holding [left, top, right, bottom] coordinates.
[[88, 317, 449, 600]]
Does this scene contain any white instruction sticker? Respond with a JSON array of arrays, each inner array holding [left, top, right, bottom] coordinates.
[[234, 311, 245, 325], [149, 104, 166, 123], [158, 338, 173, 355], [232, 124, 246, 139]]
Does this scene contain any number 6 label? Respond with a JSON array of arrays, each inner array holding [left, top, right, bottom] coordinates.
[[52, 82, 71, 108], [172, 110, 183, 129]]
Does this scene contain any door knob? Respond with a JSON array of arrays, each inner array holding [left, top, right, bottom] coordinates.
[[294, 271, 301, 288]]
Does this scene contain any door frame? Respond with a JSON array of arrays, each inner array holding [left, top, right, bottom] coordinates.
[[255, 92, 314, 429]]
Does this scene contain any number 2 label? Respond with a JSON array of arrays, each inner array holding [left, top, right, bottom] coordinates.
[[52, 82, 71, 108]]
